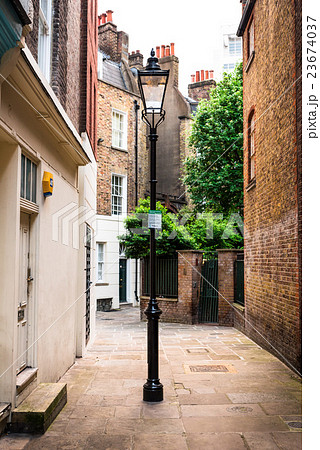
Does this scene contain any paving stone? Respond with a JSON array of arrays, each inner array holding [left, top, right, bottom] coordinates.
[[1, 307, 302, 447], [182, 416, 289, 433], [133, 433, 187, 450], [186, 432, 246, 450], [272, 431, 302, 449], [181, 403, 265, 417], [242, 432, 280, 449]]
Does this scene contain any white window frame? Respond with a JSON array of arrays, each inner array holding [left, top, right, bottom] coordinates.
[[112, 109, 127, 150], [97, 242, 106, 281], [249, 115, 255, 181], [21, 154, 37, 204], [111, 174, 127, 216], [38, 0, 52, 81], [248, 19, 254, 57]]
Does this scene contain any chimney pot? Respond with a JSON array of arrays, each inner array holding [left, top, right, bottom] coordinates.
[[136, 50, 140, 53], [191, 74, 195, 83], [209, 70, 214, 79], [156, 46, 160, 58], [106, 10, 113, 22], [165, 45, 170, 56], [201, 70, 204, 81], [161, 45, 165, 57], [205, 70, 209, 80], [196, 71, 200, 82], [101, 13, 106, 24], [170, 43, 175, 55]]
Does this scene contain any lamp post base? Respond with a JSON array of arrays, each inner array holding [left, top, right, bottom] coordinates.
[[143, 380, 163, 402]]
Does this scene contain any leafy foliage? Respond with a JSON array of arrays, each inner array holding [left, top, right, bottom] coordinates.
[[118, 199, 243, 260], [184, 63, 243, 214]]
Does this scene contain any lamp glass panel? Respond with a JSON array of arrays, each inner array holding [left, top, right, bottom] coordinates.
[[140, 74, 167, 111]]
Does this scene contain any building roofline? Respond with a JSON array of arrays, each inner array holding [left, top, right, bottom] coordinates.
[[237, 0, 256, 37]]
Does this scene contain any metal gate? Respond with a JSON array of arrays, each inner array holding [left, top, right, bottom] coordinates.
[[198, 258, 219, 323], [85, 225, 91, 344]]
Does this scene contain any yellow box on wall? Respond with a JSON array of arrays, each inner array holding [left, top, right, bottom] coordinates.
[[42, 171, 54, 197]]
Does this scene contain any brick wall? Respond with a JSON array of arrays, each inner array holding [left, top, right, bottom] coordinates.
[[217, 250, 239, 326], [240, 0, 302, 372], [25, 0, 98, 146], [97, 81, 147, 215], [140, 251, 203, 324], [188, 79, 216, 102], [80, 0, 98, 156]]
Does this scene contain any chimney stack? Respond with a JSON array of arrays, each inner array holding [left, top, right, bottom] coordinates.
[[106, 10, 113, 22], [156, 42, 179, 88], [129, 50, 144, 69], [188, 68, 216, 101], [98, 11, 128, 63]]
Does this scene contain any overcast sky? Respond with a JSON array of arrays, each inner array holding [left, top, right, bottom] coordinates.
[[98, 0, 243, 96]]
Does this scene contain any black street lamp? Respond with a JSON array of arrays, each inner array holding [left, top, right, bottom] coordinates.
[[137, 49, 169, 402]]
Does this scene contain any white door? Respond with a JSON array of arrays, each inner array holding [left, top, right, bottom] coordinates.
[[17, 213, 31, 373]]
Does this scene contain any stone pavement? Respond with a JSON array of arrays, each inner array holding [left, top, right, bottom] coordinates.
[[1, 307, 302, 449]]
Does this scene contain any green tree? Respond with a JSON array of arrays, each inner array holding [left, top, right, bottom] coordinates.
[[118, 199, 243, 260], [184, 63, 243, 214]]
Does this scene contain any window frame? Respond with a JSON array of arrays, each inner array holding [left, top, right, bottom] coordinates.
[[112, 109, 127, 151], [248, 18, 254, 58], [96, 242, 106, 282], [38, 0, 52, 81], [248, 112, 256, 183], [21, 154, 37, 204], [228, 36, 242, 57], [111, 174, 127, 216]]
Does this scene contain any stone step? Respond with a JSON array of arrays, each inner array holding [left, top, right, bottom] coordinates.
[[10, 383, 67, 434]]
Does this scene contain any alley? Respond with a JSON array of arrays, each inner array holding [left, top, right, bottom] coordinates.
[[1, 306, 302, 449]]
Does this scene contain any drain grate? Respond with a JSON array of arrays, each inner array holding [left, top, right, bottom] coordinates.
[[184, 364, 237, 374], [287, 421, 302, 429], [186, 348, 209, 354], [227, 406, 253, 414]]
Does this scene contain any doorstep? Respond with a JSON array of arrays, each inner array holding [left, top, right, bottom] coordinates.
[[10, 383, 67, 434]]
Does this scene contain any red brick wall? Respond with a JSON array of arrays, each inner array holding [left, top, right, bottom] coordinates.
[[25, 0, 97, 146], [96, 81, 148, 216], [241, 0, 302, 372], [80, 0, 98, 157], [217, 250, 238, 326]]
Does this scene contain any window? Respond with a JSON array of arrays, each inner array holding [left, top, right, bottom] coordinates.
[[248, 113, 255, 181], [112, 110, 127, 150], [228, 36, 242, 56], [38, 0, 52, 80], [248, 19, 254, 58], [111, 175, 126, 215], [21, 154, 37, 203], [97, 243, 105, 281], [223, 63, 236, 71]]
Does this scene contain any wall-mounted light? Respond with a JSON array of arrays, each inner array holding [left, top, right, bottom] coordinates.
[[97, 138, 104, 145]]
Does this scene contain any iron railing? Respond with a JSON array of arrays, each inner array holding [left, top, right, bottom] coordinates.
[[143, 257, 178, 298]]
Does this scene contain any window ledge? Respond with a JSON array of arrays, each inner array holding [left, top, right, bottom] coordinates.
[[111, 146, 128, 153], [245, 50, 255, 72], [233, 302, 245, 312], [246, 178, 256, 192]]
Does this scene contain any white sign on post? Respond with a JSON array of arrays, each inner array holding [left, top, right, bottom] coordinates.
[[148, 210, 162, 229]]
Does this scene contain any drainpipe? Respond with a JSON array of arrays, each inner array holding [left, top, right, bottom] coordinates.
[[134, 100, 140, 304]]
